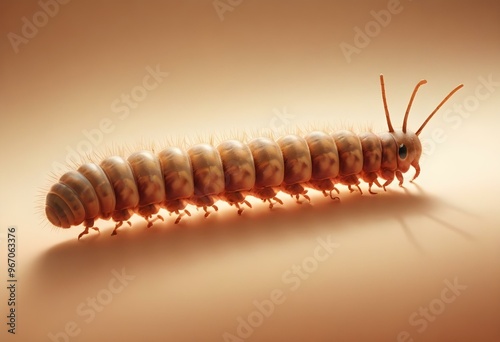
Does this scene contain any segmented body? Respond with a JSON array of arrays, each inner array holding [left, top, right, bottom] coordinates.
[[44, 75, 463, 239]]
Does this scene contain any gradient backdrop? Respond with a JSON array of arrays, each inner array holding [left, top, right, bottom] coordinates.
[[1, 0, 499, 341]]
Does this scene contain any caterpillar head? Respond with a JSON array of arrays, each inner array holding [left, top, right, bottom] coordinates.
[[379, 74, 463, 180]]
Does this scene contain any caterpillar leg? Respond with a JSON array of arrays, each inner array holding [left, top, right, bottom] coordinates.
[[220, 192, 253, 215], [379, 169, 395, 191], [322, 190, 340, 200], [339, 175, 362, 194], [382, 180, 393, 190], [361, 172, 381, 195], [144, 214, 164, 228], [111, 220, 132, 236], [188, 196, 218, 218], [396, 170, 405, 187], [110, 209, 134, 236], [164, 200, 191, 224], [263, 197, 283, 209], [308, 179, 339, 200], [329, 186, 340, 195], [250, 187, 283, 209], [348, 184, 363, 194], [410, 163, 420, 182], [368, 179, 382, 195], [282, 184, 310, 204], [137, 204, 164, 228], [231, 200, 252, 215], [202, 205, 219, 218], [172, 209, 191, 224], [78, 219, 100, 240], [290, 192, 311, 204]]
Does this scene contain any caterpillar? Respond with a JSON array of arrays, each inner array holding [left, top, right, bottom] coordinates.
[[44, 75, 463, 239]]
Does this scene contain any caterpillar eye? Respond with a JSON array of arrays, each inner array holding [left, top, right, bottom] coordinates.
[[398, 144, 408, 159]]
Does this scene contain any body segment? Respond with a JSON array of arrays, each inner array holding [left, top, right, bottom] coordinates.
[[277, 134, 312, 200], [217, 140, 256, 213], [358, 132, 382, 193]]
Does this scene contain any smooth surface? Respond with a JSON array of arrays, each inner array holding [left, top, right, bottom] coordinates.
[[1, 1, 499, 341]]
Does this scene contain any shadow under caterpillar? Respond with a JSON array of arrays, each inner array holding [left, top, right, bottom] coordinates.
[[44, 74, 463, 239]]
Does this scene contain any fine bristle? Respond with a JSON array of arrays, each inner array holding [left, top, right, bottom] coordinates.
[[43, 120, 375, 181]]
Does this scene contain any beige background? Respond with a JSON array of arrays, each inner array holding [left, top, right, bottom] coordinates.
[[1, 0, 499, 341]]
